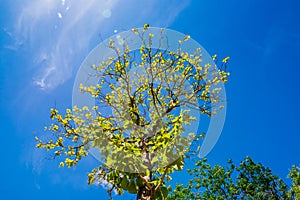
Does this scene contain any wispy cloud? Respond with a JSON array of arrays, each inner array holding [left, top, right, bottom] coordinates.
[[15, 0, 116, 90], [13, 0, 190, 91]]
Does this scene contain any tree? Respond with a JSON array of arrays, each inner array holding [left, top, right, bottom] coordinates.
[[168, 157, 300, 200], [35, 24, 230, 200], [288, 164, 300, 199]]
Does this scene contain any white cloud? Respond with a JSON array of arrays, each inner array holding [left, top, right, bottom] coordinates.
[[15, 0, 117, 90], [14, 0, 190, 91]]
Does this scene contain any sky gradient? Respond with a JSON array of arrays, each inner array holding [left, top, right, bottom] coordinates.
[[1, 0, 300, 199]]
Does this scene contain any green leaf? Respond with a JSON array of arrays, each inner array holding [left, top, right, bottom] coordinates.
[[127, 180, 138, 194], [155, 185, 168, 199], [120, 177, 129, 189]]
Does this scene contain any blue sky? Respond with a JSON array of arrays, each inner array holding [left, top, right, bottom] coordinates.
[[1, 0, 300, 199]]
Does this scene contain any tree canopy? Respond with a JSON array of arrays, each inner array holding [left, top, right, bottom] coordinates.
[[35, 24, 230, 200], [168, 157, 300, 200]]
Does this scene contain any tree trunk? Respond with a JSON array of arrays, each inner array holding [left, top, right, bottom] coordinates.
[[137, 141, 156, 200]]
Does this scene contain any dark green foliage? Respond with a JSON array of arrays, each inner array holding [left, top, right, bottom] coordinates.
[[168, 157, 299, 200], [288, 165, 300, 199]]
